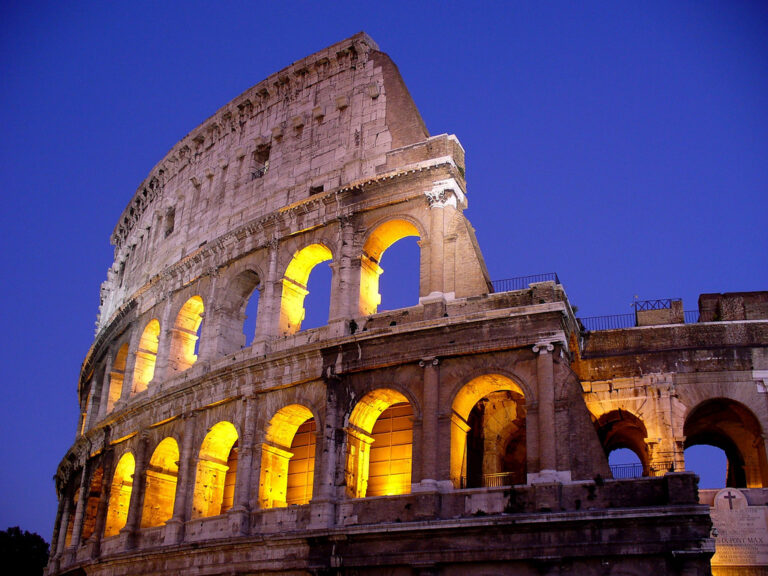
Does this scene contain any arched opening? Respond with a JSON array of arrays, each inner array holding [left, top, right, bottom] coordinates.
[[451, 374, 527, 489], [104, 453, 135, 537], [132, 320, 160, 394], [80, 465, 104, 541], [593, 409, 651, 478], [345, 389, 413, 498], [360, 219, 421, 316], [684, 444, 728, 489], [168, 296, 204, 374], [684, 398, 768, 488], [107, 344, 128, 412], [217, 270, 262, 355], [241, 274, 261, 347], [140, 438, 179, 528], [259, 404, 316, 508], [279, 244, 332, 335], [191, 421, 238, 519]]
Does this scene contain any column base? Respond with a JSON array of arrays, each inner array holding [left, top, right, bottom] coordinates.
[[163, 518, 185, 545], [411, 479, 454, 493], [226, 506, 251, 536], [527, 470, 572, 484], [308, 499, 336, 529]]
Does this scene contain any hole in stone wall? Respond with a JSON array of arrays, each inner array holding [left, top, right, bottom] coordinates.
[[300, 261, 332, 331], [685, 445, 728, 489]]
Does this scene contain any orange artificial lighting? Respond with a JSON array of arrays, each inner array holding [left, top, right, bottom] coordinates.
[[359, 220, 420, 316]]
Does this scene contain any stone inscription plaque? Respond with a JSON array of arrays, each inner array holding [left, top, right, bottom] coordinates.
[[710, 488, 768, 567]]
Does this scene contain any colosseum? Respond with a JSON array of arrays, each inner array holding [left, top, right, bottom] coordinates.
[[48, 33, 768, 576]]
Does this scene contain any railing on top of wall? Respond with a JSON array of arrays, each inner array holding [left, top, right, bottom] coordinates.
[[491, 273, 560, 293]]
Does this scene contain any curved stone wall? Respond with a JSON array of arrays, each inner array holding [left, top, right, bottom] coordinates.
[[49, 33, 768, 576]]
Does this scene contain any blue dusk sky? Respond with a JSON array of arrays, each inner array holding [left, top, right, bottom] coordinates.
[[1, 1, 766, 539]]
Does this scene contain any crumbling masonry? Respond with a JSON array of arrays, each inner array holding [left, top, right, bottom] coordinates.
[[48, 33, 768, 576]]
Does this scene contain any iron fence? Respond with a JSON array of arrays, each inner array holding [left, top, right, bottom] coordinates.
[[491, 273, 560, 293], [579, 313, 636, 332], [684, 310, 700, 323], [459, 472, 517, 489], [609, 461, 676, 479]]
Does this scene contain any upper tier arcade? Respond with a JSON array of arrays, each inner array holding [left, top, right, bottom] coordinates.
[[99, 32, 445, 331]]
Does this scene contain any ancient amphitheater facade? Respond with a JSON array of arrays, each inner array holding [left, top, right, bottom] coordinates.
[[49, 33, 768, 576]]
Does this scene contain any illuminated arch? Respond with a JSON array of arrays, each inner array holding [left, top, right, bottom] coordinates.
[[684, 398, 768, 488], [104, 452, 135, 537], [451, 374, 527, 488], [279, 243, 332, 335], [140, 437, 179, 528], [259, 404, 316, 508], [593, 410, 651, 477], [191, 421, 239, 519], [345, 389, 414, 498], [132, 320, 160, 393], [168, 296, 204, 373], [360, 219, 421, 316], [107, 343, 129, 412]]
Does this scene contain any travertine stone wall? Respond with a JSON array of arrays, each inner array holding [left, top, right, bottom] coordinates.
[[49, 33, 768, 576]]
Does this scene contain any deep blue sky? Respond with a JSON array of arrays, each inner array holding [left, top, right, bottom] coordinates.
[[1, 1, 766, 539]]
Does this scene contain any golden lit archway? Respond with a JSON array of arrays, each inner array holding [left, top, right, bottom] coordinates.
[[133, 320, 160, 394], [451, 374, 527, 489], [345, 389, 413, 498], [259, 404, 316, 508], [168, 296, 204, 373], [279, 244, 332, 335], [104, 452, 135, 537], [107, 343, 128, 412], [140, 437, 179, 528], [360, 219, 420, 316], [191, 421, 238, 519]]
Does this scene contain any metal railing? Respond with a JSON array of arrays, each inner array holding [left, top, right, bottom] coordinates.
[[578, 309, 702, 332], [491, 273, 560, 293], [459, 472, 517, 489], [609, 461, 676, 479], [579, 313, 636, 331], [684, 310, 700, 323]]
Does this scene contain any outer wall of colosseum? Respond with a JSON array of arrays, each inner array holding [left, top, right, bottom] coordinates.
[[48, 33, 768, 576]]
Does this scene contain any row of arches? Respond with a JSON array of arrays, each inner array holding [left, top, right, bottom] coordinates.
[[594, 398, 768, 488], [62, 373, 530, 551], [85, 218, 426, 429]]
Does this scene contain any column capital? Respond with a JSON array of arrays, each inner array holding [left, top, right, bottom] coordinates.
[[532, 333, 568, 355], [419, 357, 440, 367], [425, 178, 466, 209]]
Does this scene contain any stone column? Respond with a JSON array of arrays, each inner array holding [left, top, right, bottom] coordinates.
[[228, 390, 256, 535], [87, 449, 115, 559], [534, 342, 556, 476], [421, 179, 465, 302], [417, 357, 439, 489], [309, 382, 341, 528], [329, 215, 357, 325], [152, 297, 175, 383], [68, 460, 92, 549], [197, 269, 218, 361], [120, 432, 149, 549], [164, 412, 197, 545], [529, 340, 571, 484], [97, 353, 114, 420], [54, 493, 72, 557], [254, 238, 280, 341]]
